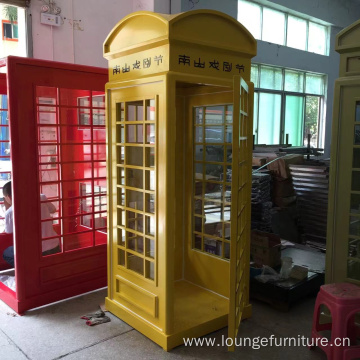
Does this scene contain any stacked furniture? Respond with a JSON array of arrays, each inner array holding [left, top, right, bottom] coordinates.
[[289, 163, 329, 250], [251, 172, 272, 232]]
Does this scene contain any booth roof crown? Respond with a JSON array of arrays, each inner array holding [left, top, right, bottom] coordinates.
[[103, 9, 257, 60], [336, 18, 360, 53]]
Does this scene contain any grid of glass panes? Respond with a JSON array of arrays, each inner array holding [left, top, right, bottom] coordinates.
[[348, 101, 360, 281], [237, 0, 329, 55], [251, 64, 325, 147], [0, 94, 11, 232], [116, 99, 156, 281], [36, 86, 107, 256], [192, 105, 233, 260], [78, 95, 106, 127]]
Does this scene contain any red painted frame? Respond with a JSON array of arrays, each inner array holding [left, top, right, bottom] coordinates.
[[0, 56, 108, 314]]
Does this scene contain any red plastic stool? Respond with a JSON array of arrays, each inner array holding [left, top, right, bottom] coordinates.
[[310, 283, 360, 360]]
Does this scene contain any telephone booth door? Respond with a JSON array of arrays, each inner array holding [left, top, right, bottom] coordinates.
[[107, 78, 165, 336], [228, 77, 254, 350], [0, 56, 108, 314]]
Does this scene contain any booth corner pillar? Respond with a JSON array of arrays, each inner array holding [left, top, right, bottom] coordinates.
[[326, 19, 360, 285], [103, 10, 257, 351]]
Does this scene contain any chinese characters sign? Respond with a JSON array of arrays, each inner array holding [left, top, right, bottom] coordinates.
[[178, 54, 245, 73], [112, 55, 164, 75]]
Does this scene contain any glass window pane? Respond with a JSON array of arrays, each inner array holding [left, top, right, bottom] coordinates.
[[205, 106, 224, 125], [305, 74, 324, 95], [355, 125, 360, 145], [284, 96, 304, 146], [127, 124, 143, 143], [308, 22, 327, 55], [305, 96, 320, 147], [356, 102, 360, 122], [145, 238, 155, 258], [195, 126, 203, 143], [284, 70, 304, 93], [145, 216, 155, 236], [251, 65, 259, 87], [353, 148, 360, 168], [146, 193, 155, 213], [127, 254, 143, 275], [0, 94, 8, 110], [225, 106, 232, 124], [257, 93, 281, 144], [205, 164, 223, 181], [126, 168, 143, 189], [127, 101, 143, 121], [347, 260, 360, 281], [195, 107, 203, 124], [253, 92, 258, 144], [352, 171, 360, 192], [146, 99, 155, 121], [145, 147, 155, 168], [287, 16, 307, 51], [351, 194, 360, 213], [205, 126, 224, 143], [204, 238, 222, 257], [127, 190, 143, 211], [205, 145, 224, 163], [126, 147, 143, 166], [348, 237, 360, 257], [146, 124, 155, 144], [118, 249, 125, 266], [262, 8, 285, 45], [260, 66, 283, 90], [145, 260, 154, 280], [237, 0, 261, 39], [13, 24, 18, 39]]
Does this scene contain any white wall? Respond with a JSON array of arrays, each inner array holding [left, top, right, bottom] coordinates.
[[30, 0, 134, 67]]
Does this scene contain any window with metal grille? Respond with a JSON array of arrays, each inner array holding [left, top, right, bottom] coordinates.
[[251, 63, 326, 148], [238, 0, 330, 56]]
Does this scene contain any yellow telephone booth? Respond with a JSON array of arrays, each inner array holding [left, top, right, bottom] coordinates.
[[103, 10, 256, 350], [326, 19, 360, 284]]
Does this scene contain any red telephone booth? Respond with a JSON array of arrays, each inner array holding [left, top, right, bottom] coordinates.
[[0, 56, 108, 314]]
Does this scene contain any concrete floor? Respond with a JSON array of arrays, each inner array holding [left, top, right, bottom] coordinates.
[[0, 289, 327, 360]]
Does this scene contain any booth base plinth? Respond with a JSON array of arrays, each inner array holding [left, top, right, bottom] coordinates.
[[106, 280, 230, 351]]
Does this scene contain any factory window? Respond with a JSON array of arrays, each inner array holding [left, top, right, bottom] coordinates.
[[238, 0, 330, 55], [2, 20, 18, 41], [251, 64, 326, 148]]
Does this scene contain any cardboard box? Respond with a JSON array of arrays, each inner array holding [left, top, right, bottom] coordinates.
[[251, 230, 281, 267], [272, 177, 295, 199], [252, 157, 267, 167], [251, 244, 281, 267], [267, 154, 304, 179], [251, 230, 281, 248]]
